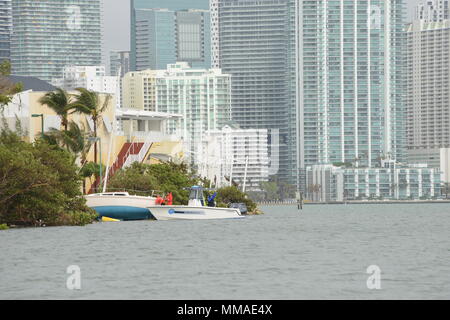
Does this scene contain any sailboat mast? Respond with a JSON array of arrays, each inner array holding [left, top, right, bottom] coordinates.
[[242, 155, 249, 193], [102, 123, 115, 193]]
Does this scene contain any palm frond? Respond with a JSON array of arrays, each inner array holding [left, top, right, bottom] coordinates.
[[99, 94, 112, 114], [38, 88, 72, 116]]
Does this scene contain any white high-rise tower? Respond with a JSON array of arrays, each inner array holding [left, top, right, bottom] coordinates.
[[416, 0, 449, 22]]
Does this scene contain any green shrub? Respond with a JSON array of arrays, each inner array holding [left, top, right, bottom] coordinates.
[[216, 186, 257, 212], [0, 223, 9, 230], [0, 129, 94, 227]]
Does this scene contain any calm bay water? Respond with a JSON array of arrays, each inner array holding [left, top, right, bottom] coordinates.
[[1, 204, 449, 300]]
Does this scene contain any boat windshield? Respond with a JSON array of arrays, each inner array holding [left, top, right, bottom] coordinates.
[[189, 188, 202, 200]]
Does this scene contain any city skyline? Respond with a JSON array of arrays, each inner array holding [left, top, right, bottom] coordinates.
[[6, 0, 425, 71], [1, 0, 419, 73], [102, 0, 423, 61], [2, 0, 449, 193]]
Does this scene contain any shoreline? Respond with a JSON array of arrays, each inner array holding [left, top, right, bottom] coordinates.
[[258, 200, 450, 206]]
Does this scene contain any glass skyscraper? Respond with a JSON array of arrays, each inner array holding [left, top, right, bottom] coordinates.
[[11, 0, 102, 82], [0, 0, 11, 62], [134, 9, 176, 71], [297, 0, 406, 172], [130, 0, 211, 71], [213, 0, 298, 184]]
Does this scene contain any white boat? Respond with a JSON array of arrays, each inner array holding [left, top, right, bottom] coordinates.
[[147, 186, 244, 221], [85, 192, 157, 221]]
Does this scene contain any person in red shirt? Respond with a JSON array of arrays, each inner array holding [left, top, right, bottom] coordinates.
[[155, 196, 164, 205], [165, 193, 173, 205]]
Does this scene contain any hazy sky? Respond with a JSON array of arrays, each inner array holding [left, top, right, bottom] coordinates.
[[102, 0, 422, 67]]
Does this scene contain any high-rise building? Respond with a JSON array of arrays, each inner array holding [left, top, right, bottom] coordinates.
[[406, 20, 450, 167], [213, 0, 298, 185], [415, 0, 449, 21], [297, 1, 406, 173], [122, 62, 231, 166], [10, 0, 102, 82], [134, 8, 175, 71], [132, 8, 211, 71], [110, 51, 130, 77], [175, 10, 211, 69], [130, 0, 210, 71], [210, 0, 220, 68], [109, 51, 131, 109], [0, 0, 11, 63], [51, 66, 118, 95]]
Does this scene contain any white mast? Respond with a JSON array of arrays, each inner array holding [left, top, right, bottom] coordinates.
[[229, 155, 234, 187], [242, 155, 249, 193], [102, 122, 115, 193]]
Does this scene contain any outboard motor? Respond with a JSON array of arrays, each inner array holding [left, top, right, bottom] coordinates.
[[229, 203, 248, 215]]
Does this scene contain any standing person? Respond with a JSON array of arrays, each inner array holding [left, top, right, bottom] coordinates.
[[207, 192, 217, 207]]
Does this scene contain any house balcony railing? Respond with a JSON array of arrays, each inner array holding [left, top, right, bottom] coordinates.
[[131, 130, 180, 143]]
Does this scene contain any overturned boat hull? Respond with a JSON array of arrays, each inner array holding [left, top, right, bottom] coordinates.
[[85, 193, 156, 221]]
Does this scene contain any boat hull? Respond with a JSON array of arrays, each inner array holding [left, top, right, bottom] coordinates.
[[93, 206, 154, 221], [147, 206, 243, 221], [85, 195, 156, 221]]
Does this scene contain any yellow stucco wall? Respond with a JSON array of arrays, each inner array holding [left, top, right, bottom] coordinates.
[[27, 91, 118, 167]]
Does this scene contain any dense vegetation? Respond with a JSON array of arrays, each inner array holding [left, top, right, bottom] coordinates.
[[0, 126, 97, 227], [108, 162, 197, 205]]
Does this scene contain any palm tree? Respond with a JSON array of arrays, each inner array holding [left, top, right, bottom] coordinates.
[[307, 184, 322, 202], [442, 183, 450, 199], [71, 88, 111, 164], [313, 184, 322, 202], [44, 121, 92, 159], [390, 183, 398, 199], [38, 88, 73, 131], [307, 184, 314, 201], [79, 162, 100, 194], [64, 121, 92, 162]]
